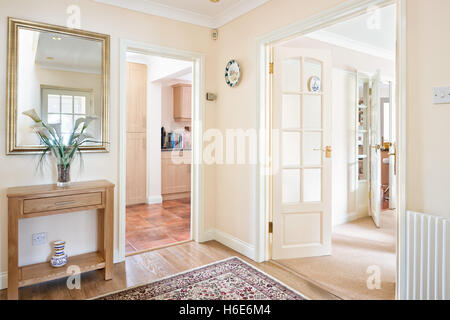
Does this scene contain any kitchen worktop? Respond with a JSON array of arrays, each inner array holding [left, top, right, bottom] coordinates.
[[161, 148, 192, 152]]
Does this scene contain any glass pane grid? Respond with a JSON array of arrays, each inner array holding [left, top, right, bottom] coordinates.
[[282, 58, 301, 93], [46, 93, 88, 135], [282, 169, 300, 203], [49, 113, 86, 116], [281, 56, 325, 204], [303, 58, 323, 93], [282, 94, 301, 129], [302, 168, 322, 202]]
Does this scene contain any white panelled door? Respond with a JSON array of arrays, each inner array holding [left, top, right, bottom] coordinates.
[[369, 71, 382, 227], [272, 47, 332, 260], [388, 81, 397, 210]]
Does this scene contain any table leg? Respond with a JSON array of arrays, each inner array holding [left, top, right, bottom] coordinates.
[[8, 199, 20, 300], [97, 211, 104, 257], [104, 187, 114, 280]]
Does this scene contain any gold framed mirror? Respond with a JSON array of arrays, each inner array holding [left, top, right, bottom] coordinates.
[[6, 18, 110, 154]]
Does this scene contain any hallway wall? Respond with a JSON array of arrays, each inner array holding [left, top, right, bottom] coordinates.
[[406, 0, 450, 219], [213, 0, 450, 258], [0, 0, 218, 286]]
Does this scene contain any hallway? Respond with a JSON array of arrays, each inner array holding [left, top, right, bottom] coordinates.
[[276, 211, 396, 300], [0, 241, 339, 300]]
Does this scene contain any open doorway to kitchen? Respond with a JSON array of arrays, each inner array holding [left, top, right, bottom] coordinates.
[[266, 3, 399, 300], [125, 52, 193, 256]]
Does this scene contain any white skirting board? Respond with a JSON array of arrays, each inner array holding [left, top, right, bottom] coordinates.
[[147, 195, 163, 204], [404, 211, 449, 300], [201, 229, 256, 261], [333, 211, 368, 227]]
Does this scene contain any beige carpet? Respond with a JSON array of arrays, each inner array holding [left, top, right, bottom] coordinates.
[[277, 211, 396, 300]]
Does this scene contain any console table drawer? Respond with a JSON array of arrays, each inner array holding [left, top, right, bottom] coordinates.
[[23, 192, 103, 214]]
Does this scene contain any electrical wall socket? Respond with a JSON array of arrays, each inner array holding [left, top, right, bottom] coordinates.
[[433, 86, 450, 104], [32, 232, 47, 246]]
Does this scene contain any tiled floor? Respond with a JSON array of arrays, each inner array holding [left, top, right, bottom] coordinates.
[[126, 198, 191, 255]]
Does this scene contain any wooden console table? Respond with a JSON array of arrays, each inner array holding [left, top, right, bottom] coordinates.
[[7, 180, 114, 300]]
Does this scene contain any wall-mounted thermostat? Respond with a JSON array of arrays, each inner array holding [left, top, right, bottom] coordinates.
[[206, 93, 217, 101], [433, 86, 450, 104], [211, 29, 218, 41]]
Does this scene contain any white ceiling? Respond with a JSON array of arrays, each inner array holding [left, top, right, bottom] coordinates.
[[93, 0, 269, 28], [127, 52, 192, 82], [35, 31, 102, 74], [306, 4, 396, 60]]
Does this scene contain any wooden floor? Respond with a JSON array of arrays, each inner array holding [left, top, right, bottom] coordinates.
[[0, 241, 338, 300], [126, 199, 191, 255]]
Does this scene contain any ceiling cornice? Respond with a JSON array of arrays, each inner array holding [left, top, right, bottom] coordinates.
[[213, 0, 269, 28], [306, 30, 395, 61], [93, 0, 269, 29]]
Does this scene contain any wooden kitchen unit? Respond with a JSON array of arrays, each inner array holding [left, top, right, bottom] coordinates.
[[161, 150, 191, 201], [7, 180, 114, 300], [126, 62, 147, 206], [172, 83, 192, 121]]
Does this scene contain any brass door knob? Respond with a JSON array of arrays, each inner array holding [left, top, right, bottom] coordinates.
[[371, 144, 381, 151], [313, 146, 332, 158]]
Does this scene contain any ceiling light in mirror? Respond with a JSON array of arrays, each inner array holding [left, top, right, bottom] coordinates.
[[16, 27, 103, 147]]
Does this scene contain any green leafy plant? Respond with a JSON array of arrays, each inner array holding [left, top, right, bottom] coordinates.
[[23, 109, 100, 169]]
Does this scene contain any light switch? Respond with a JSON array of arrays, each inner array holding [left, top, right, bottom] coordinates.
[[433, 87, 450, 104]]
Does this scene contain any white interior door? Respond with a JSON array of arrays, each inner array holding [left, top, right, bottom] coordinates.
[[272, 47, 332, 260], [369, 71, 382, 227], [389, 82, 397, 209]]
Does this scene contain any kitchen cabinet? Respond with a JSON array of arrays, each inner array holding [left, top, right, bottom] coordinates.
[[172, 84, 192, 122], [126, 62, 147, 206], [161, 150, 191, 200]]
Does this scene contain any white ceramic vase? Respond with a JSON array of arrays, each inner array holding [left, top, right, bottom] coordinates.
[[50, 240, 68, 268]]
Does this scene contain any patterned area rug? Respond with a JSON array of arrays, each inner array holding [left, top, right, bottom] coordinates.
[[99, 257, 305, 300]]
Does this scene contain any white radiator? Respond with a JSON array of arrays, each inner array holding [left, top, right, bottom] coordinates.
[[405, 211, 449, 300]]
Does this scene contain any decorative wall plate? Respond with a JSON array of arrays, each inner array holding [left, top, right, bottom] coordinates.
[[308, 76, 321, 92], [225, 60, 241, 87]]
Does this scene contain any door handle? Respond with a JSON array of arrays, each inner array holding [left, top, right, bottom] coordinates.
[[313, 146, 332, 158], [389, 150, 397, 176], [371, 144, 381, 151]]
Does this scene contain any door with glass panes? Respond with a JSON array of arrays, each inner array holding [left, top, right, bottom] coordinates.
[[272, 47, 332, 259]]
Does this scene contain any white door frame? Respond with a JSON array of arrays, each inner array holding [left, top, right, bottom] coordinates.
[[255, 0, 407, 300], [117, 39, 206, 262]]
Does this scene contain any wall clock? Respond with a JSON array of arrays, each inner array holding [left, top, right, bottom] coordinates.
[[225, 60, 241, 87], [308, 76, 321, 92]]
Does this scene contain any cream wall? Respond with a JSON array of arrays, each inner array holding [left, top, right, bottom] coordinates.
[[213, 0, 347, 246], [406, 0, 450, 219], [213, 0, 450, 251], [0, 0, 217, 285], [214, 0, 450, 253], [2, 0, 449, 287]]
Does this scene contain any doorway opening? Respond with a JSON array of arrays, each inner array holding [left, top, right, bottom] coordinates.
[[267, 3, 398, 300], [125, 52, 194, 256]]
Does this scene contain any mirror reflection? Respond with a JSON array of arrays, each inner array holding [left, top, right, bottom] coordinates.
[[16, 27, 103, 147]]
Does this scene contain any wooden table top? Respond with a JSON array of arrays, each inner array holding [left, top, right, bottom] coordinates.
[[7, 180, 115, 198]]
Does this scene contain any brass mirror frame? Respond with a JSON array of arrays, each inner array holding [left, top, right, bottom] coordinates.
[[6, 18, 110, 154]]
